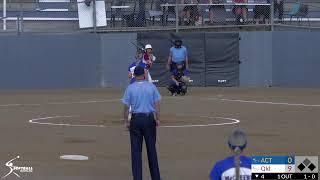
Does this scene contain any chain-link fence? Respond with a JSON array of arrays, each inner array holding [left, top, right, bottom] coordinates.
[[0, 0, 320, 33], [275, 0, 320, 30], [0, 0, 80, 33], [174, 0, 272, 27]]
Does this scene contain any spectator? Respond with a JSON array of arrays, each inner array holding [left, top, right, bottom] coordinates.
[[274, 0, 284, 21], [254, 0, 271, 24], [160, 0, 176, 25], [180, 0, 200, 25], [209, 129, 252, 180], [208, 0, 223, 25], [233, 0, 248, 24]]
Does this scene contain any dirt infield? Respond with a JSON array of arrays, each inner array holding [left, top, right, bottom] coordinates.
[[0, 87, 319, 180]]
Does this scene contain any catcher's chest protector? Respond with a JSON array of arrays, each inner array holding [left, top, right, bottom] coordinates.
[[175, 70, 184, 80]]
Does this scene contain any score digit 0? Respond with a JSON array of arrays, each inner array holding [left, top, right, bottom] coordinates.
[[288, 157, 293, 164]]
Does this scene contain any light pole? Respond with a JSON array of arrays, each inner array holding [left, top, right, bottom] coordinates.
[[93, 0, 97, 32], [3, 0, 6, 30]]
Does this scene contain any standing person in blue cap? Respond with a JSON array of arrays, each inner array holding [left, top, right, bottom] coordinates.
[[122, 65, 162, 180], [209, 129, 252, 180], [128, 50, 148, 84]]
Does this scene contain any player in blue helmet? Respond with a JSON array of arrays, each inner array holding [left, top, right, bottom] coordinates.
[[209, 129, 252, 180], [127, 50, 150, 121], [128, 50, 148, 84], [167, 62, 190, 96]]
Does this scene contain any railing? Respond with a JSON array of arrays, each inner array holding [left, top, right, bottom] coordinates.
[[1, 0, 320, 33]]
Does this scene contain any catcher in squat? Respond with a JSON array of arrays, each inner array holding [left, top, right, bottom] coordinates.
[[167, 62, 190, 96]]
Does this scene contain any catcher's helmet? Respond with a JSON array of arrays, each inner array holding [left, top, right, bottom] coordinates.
[[174, 39, 182, 48], [228, 129, 247, 152]]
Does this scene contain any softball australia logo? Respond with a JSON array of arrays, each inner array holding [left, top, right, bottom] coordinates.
[[2, 156, 33, 178]]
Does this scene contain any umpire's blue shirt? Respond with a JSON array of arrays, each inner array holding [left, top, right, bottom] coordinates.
[[170, 46, 188, 63], [122, 80, 161, 113]]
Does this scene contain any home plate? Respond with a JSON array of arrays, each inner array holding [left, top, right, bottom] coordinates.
[[60, 155, 89, 161]]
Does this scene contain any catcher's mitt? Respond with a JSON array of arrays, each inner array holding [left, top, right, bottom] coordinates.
[[181, 76, 190, 83]]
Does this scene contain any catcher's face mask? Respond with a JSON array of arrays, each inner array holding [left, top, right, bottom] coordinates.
[[177, 64, 183, 70]]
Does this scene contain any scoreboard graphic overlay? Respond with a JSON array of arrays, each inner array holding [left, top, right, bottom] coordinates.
[[251, 156, 319, 180]]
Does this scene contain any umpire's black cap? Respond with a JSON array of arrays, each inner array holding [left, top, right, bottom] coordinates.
[[134, 66, 145, 76], [174, 39, 182, 47]]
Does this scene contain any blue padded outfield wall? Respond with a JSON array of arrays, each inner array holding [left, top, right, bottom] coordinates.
[[239, 32, 273, 87], [240, 31, 320, 88], [0, 34, 101, 89], [272, 32, 320, 88], [0, 31, 319, 89], [100, 33, 137, 87], [137, 32, 240, 87]]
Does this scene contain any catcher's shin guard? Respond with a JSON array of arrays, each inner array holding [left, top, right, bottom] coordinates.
[[167, 85, 176, 95], [168, 84, 182, 95], [180, 84, 187, 95]]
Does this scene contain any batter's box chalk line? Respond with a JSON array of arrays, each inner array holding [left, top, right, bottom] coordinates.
[[205, 98, 320, 107], [28, 115, 240, 128]]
